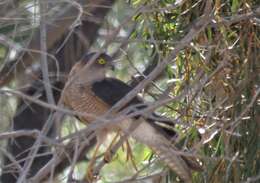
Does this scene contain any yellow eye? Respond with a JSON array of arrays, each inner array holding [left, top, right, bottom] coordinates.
[[98, 58, 106, 65]]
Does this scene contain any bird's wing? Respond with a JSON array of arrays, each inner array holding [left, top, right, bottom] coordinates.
[[91, 78, 202, 182], [91, 77, 143, 107], [92, 78, 176, 136]]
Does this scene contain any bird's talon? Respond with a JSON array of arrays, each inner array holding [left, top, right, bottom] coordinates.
[[86, 167, 97, 183], [104, 150, 112, 163]]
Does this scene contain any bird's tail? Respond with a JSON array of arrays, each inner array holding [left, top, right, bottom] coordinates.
[[119, 118, 202, 183], [151, 122, 203, 183], [151, 142, 195, 183]]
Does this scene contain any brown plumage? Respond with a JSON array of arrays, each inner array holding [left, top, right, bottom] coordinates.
[[62, 53, 118, 144], [61, 52, 202, 183]]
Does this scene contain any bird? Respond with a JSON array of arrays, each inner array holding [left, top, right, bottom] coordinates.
[[61, 52, 202, 183]]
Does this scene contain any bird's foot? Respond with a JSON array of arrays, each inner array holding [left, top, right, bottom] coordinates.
[[85, 167, 97, 183], [103, 132, 120, 163], [104, 149, 112, 163], [125, 140, 138, 171]]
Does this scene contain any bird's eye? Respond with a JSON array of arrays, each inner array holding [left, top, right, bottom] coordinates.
[[98, 58, 106, 65]]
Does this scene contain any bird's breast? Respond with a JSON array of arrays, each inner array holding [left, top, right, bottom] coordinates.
[[63, 83, 110, 123]]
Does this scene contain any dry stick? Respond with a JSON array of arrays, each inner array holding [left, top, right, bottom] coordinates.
[[111, 23, 137, 60], [0, 130, 58, 146], [39, 1, 55, 105], [3, 151, 55, 173], [113, 155, 161, 183], [216, 6, 260, 26], [0, 147, 23, 174], [16, 2, 56, 182], [0, 130, 43, 140], [67, 137, 80, 182], [16, 115, 54, 183], [230, 87, 260, 129], [29, 131, 96, 183]]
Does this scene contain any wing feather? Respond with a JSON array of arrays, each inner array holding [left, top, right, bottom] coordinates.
[[91, 78, 176, 136]]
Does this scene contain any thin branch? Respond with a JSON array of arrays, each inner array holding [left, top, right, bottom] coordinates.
[[39, 1, 55, 105]]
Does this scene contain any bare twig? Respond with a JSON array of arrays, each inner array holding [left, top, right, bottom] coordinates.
[[39, 1, 55, 105]]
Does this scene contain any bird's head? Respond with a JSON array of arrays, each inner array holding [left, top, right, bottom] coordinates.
[[68, 52, 114, 84], [81, 52, 114, 70]]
